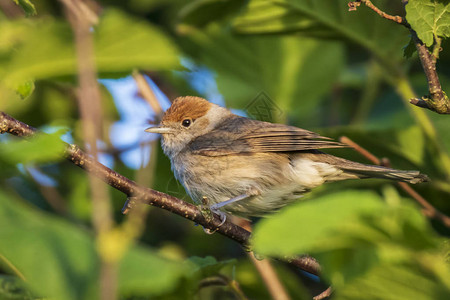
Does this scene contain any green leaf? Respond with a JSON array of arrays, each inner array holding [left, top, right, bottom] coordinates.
[[334, 263, 450, 300], [0, 191, 99, 300], [179, 0, 245, 28], [0, 191, 190, 299], [0, 131, 66, 165], [12, 0, 36, 17], [252, 190, 385, 255], [406, 0, 450, 47], [253, 188, 449, 294], [119, 246, 190, 297], [0, 9, 179, 90], [15, 79, 35, 100], [187, 256, 236, 277], [0, 275, 35, 300], [395, 126, 425, 165], [182, 24, 344, 120], [232, 0, 408, 66], [94, 9, 180, 73]]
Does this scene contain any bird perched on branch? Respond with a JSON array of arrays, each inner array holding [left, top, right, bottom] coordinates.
[[146, 96, 428, 218]]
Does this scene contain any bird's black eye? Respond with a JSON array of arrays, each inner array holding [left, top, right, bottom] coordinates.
[[182, 119, 192, 127]]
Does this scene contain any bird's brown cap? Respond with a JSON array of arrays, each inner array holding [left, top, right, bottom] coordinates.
[[162, 96, 212, 123]]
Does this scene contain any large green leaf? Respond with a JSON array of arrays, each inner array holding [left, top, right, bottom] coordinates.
[[0, 191, 190, 299], [182, 24, 344, 119], [94, 9, 179, 73], [252, 190, 385, 255], [0, 9, 179, 95], [0, 192, 99, 300], [406, 0, 450, 47], [232, 0, 408, 68], [179, 0, 245, 28], [252, 189, 450, 295], [334, 262, 450, 300]]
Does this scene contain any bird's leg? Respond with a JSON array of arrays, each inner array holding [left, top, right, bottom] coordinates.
[[201, 189, 260, 234], [210, 193, 252, 211], [209, 188, 260, 222]]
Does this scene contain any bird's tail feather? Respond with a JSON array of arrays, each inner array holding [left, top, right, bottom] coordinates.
[[299, 152, 429, 184], [340, 163, 429, 184]]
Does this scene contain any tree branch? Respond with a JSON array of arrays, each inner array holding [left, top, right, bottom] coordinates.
[[0, 111, 322, 276], [348, 0, 450, 114]]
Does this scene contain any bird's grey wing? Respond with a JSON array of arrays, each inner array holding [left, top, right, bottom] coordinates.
[[187, 116, 347, 156]]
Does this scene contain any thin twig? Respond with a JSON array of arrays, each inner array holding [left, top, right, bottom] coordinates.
[[118, 76, 164, 253], [0, 111, 322, 276], [198, 275, 249, 300], [313, 286, 333, 300], [132, 72, 164, 119], [340, 136, 450, 227], [349, 0, 404, 24], [62, 0, 116, 299], [238, 218, 291, 300]]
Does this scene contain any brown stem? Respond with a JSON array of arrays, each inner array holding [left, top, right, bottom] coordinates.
[[62, 0, 116, 299], [340, 136, 450, 228], [348, 0, 404, 24], [349, 0, 450, 114], [408, 31, 450, 114], [0, 111, 322, 275], [313, 286, 333, 300], [238, 219, 291, 300], [132, 72, 164, 119]]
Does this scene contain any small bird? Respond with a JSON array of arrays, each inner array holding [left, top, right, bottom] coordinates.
[[146, 96, 428, 218]]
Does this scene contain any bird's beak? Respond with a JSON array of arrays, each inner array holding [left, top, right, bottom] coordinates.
[[145, 126, 174, 134]]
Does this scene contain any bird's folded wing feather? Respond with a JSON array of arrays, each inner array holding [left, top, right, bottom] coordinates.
[[187, 116, 347, 156]]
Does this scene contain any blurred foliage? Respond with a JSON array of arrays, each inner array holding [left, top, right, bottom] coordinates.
[[0, 0, 449, 299]]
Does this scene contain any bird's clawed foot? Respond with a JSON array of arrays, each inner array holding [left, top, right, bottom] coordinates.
[[200, 196, 227, 235]]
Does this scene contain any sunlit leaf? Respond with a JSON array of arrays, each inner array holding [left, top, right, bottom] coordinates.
[[334, 263, 450, 300], [406, 0, 450, 47], [0, 9, 179, 90], [12, 0, 36, 17], [15, 80, 35, 100], [94, 9, 180, 73], [252, 190, 384, 255], [395, 126, 425, 165]]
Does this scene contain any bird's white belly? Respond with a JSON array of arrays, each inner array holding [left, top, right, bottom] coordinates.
[[172, 153, 341, 217]]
